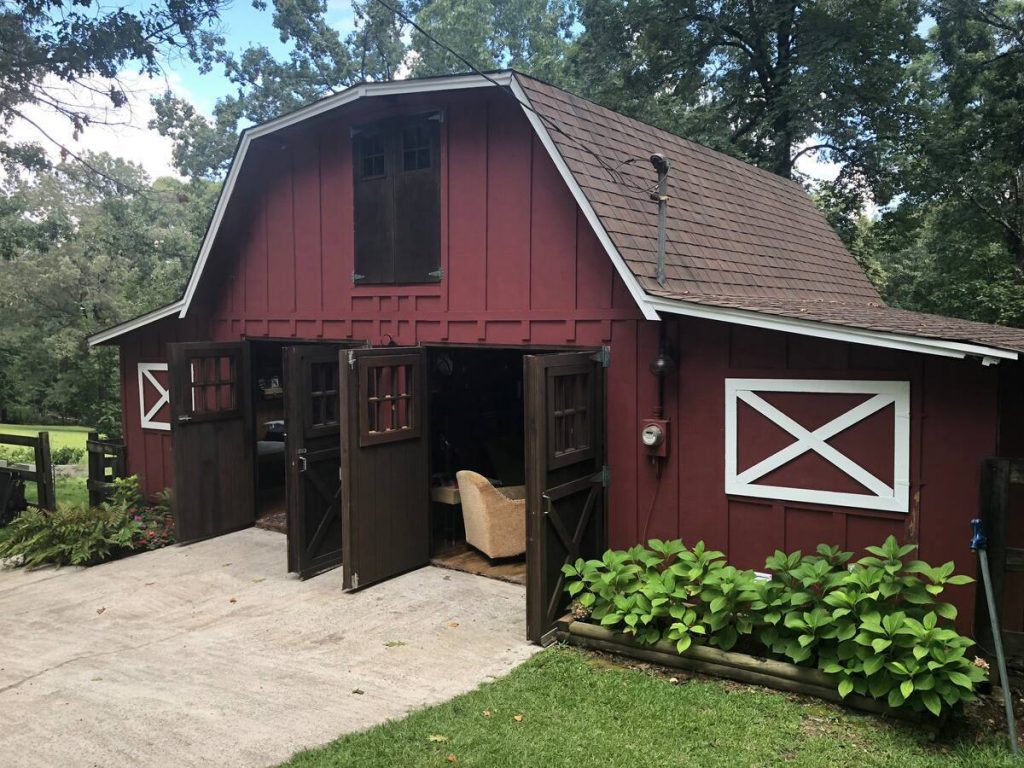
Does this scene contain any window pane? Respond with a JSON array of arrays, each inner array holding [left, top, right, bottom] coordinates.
[[360, 134, 386, 179], [402, 123, 431, 172]]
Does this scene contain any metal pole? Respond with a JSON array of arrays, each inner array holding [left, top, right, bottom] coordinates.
[[972, 518, 1019, 754], [650, 154, 669, 288]]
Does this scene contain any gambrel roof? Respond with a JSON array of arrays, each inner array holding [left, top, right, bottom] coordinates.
[[89, 71, 1024, 362]]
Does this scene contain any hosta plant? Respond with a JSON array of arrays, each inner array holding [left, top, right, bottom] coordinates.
[[563, 535, 985, 718]]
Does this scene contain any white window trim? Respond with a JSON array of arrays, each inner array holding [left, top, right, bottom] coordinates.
[[138, 362, 170, 432], [724, 378, 910, 513]]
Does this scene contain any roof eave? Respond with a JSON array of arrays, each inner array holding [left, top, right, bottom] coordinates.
[[645, 295, 1020, 363], [87, 300, 185, 347]]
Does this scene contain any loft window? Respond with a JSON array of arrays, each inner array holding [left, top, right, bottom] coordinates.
[[402, 123, 432, 171], [360, 133, 386, 179], [353, 113, 441, 284]]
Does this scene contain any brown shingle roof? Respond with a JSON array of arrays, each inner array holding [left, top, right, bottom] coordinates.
[[515, 73, 882, 304], [514, 72, 1024, 356]]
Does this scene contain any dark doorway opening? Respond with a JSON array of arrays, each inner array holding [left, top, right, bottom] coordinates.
[[248, 340, 289, 533], [426, 347, 529, 585]]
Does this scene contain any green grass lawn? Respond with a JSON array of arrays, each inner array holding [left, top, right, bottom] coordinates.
[[280, 647, 1015, 768], [0, 423, 93, 454]]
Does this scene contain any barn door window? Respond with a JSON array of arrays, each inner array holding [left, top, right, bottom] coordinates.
[[352, 113, 441, 284], [724, 378, 910, 512], [189, 354, 239, 416], [358, 352, 423, 446]]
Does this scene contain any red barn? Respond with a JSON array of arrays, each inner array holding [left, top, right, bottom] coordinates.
[[89, 71, 1024, 643]]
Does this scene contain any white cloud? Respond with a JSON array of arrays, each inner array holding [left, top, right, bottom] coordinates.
[[6, 71, 194, 180]]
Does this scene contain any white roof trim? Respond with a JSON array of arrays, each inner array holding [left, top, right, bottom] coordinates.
[[87, 300, 184, 347], [179, 72, 517, 318], [508, 76, 659, 321], [646, 295, 1020, 362]]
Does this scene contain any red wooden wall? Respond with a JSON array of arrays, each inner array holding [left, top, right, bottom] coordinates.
[[621, 317, 998, 626], [112, 84, 1000, 627]]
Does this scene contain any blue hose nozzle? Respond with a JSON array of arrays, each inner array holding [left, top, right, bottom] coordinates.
[[971, 518, 988, 552]]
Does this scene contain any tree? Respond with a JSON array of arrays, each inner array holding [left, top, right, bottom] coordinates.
[[0, 154, 216, 426], [0, 0, 227, 176], [151, 0, 410, 179], [568, 0, 925, 202], [408, 0, 574, 81]]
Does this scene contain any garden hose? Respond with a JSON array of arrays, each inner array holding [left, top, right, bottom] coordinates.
[[971, 518, 1019, 755]]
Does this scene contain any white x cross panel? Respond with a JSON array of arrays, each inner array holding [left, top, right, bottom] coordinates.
[[724, 379, 910, 513], [138, 362, 171, 432]]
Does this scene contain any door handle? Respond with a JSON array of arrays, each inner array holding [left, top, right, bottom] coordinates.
[[297, 449, 308, 473], [177, 415, 192, 423]]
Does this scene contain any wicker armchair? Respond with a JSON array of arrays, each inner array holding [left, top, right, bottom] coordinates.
[[456, 470, 527, 559]]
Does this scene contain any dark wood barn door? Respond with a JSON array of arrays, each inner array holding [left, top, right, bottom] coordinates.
[[284, 344, 351, 578], [340, 347, 430, 590], [525, 351, 607, 644], [169, 341, 255, 543]]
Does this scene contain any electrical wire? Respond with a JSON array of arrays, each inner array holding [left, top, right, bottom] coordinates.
[[371, 0, 661, 198]]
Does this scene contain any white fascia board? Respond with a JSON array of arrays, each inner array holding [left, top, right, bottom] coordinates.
[[646, 295, 1019, 362], [178, 73, 514, 319], [87, 300, 184, 347], [508, 77, 660, 322]]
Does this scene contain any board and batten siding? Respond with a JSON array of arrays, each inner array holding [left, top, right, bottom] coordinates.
[[112, 84, 1000, 629]]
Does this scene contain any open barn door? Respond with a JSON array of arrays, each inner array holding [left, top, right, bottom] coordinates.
[[284, 344, 358, 578], [525, 351, 607, 644], [169, 341, 255, 543], [340, 347, 430, 590]]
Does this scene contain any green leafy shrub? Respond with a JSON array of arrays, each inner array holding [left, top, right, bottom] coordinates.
[[0, 476, 176, 566], [50, 446, 85, 465], [0, 503, 141, 567], [563, 535, 985, 718], [0, 445, 34, 464]]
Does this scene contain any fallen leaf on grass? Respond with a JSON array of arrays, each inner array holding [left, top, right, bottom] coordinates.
[[482, 710, 491, 717], [446, 755, 457, 763], [427, 735, 448, 742], [513, 714, 524, 722]]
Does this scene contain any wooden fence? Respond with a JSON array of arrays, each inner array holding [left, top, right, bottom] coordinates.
[[0, 431, 55, 510], [86, 432, 127, 506]]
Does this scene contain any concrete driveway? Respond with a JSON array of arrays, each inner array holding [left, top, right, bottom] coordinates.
[[0, 528, 536, 768]]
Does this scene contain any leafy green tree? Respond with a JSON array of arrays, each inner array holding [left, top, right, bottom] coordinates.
[[0, 154, 216, 426], [408, 0, 574, 80], [0, 0, 227, 174], [569, 0, 925, 198], [151, 0, 410, 179]]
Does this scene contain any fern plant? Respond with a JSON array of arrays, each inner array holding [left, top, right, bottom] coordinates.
[[0, 503, 141, 567]]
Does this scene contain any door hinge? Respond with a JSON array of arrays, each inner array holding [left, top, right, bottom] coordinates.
[[351, 572, 359, 589], [352, 272, 365, 283], [592, 346, 611, 368], [592, 465, 610, 487], [348, 349, 357, 370], [427, 267, 444, 280]]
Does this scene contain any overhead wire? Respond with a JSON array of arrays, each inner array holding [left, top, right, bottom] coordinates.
[[370, 0, 661, 198]]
